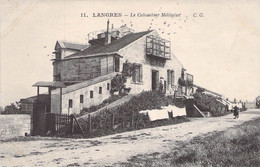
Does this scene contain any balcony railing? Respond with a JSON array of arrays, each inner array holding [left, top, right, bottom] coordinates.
[[146, 35, 171, 60]]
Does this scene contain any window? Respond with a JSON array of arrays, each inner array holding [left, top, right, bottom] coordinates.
[[90, 91, 93, 98], [181, 69, 185, 79], [54, 73, 60, 81], [99, 87, 102, 94], [132, 64, 142, 83], [69, 99, 73, 108], [167, 70, 174, 88], [107, 83, 110, 90], [80, 95, 84, 103], [114, 57, 120, 72], [56, 52, 61, 60]]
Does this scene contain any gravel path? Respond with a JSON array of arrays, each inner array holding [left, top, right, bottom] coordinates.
[[1, 109, 260, 167]]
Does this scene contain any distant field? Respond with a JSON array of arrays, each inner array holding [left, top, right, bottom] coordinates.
[[118, 117, 260, 167]]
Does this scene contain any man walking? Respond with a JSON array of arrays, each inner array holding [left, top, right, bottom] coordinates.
[[233, 105, 239, 119]]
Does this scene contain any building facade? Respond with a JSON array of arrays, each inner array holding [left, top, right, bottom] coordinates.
[[51, 22, 193, 115]]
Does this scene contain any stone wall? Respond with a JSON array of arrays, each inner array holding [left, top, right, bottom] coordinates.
[[0, 114, 31, 139], [51, 78, 112, 115]]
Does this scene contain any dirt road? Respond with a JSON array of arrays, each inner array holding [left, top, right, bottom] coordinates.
[[1, 109, 260, 167]]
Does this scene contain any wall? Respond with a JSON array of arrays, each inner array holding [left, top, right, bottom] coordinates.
[[62, 49, 78, 58], [51, 79, 112, 115], [53, 55, 114, 82], [0, 114, 31, 139], [118, 30, 184, 95]]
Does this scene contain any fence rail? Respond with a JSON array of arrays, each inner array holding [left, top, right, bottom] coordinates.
[[45, 113, 83, 136]]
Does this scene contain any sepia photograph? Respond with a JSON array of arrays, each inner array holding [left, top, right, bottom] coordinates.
[[1, 0, 260, 166]]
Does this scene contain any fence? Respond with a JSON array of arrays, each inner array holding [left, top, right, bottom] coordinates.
[[45, 113, 83, 136]]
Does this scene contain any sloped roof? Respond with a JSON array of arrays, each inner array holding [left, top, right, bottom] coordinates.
[[57, 40, 87, 51], [52, 72, 119, 95], [33, 81, 66, 88], [65, 30, 152, 59]]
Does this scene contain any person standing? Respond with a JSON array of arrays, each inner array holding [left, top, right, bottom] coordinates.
[[233, 105, 239, 119], [159, 77, 164, 93]]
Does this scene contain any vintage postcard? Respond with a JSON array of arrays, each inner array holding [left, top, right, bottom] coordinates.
[[1, 0, 260, 166]]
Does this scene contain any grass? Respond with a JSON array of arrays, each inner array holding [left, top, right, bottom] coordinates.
[[117, 117, 260, 167], [78, 91, 188, 138]]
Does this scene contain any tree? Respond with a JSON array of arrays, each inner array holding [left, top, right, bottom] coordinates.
[[0, 106, 4, 114], [3, 101, 21, 114]]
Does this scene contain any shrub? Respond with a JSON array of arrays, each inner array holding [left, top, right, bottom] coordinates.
[[82, 91, 188, 138], [111, 74, 127, 93], [194, 91, 228, 117]]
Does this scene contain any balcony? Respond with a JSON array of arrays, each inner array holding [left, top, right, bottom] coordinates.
[[146, 35, 171, 60], [178, 73, 193, 87], [88, 30, 120, 45]]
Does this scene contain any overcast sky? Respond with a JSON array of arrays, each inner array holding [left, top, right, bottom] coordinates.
[[1, 0, 260, 107]]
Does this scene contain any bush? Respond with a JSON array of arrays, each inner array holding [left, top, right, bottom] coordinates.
[[194, 91, 228, 117], [81, 91, 189, 138], [111, 74, 127, 93]]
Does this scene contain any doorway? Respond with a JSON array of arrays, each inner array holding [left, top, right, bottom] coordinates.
[[152, 70, 159, 91]]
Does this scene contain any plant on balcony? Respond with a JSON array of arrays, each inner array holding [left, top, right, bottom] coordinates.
[[178, 77, 186, 86], [178, 77, 193, 87], [186, 79, 193, 86], [111, 73, 127, 93], [122, 60, 134, 77]]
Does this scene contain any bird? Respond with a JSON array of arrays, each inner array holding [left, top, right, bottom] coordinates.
[[167, 33, 171, 35], [44, 46, 47, 48], [164, 21, 167, 25], [167, 24, 170, 27]]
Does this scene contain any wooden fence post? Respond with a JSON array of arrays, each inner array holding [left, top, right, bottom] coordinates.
[[70, 114, 73, 134], [131, 111, 134, 128], [111, 113, 115, 128], [88, 114, 92, 133]]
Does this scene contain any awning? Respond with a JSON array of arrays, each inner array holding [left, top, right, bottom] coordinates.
[[32, 81, 66, 88]]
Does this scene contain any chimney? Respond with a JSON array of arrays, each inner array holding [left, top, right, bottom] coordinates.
[[105, 19, 111, 45]]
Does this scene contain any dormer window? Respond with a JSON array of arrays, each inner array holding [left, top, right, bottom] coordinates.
[[56, 52, 61, 60]]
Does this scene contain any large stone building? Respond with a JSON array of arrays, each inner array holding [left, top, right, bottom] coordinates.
[[24, 21, 193, 115]]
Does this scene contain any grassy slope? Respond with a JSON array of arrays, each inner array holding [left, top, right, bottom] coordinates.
[[117, 117, 260, 167]]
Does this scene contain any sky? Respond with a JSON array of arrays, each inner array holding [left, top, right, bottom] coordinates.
[[1, 0, 260, 107]]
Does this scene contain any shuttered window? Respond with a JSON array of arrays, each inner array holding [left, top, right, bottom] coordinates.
[[132, 64, 142, 83], [90, 91, 93, 98], [80, 95, 84, 103], [69, 99, 73, 108], [167, 70, 174, 88]]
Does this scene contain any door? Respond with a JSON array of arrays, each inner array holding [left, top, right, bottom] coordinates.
[[152, 70, 159, 91]]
